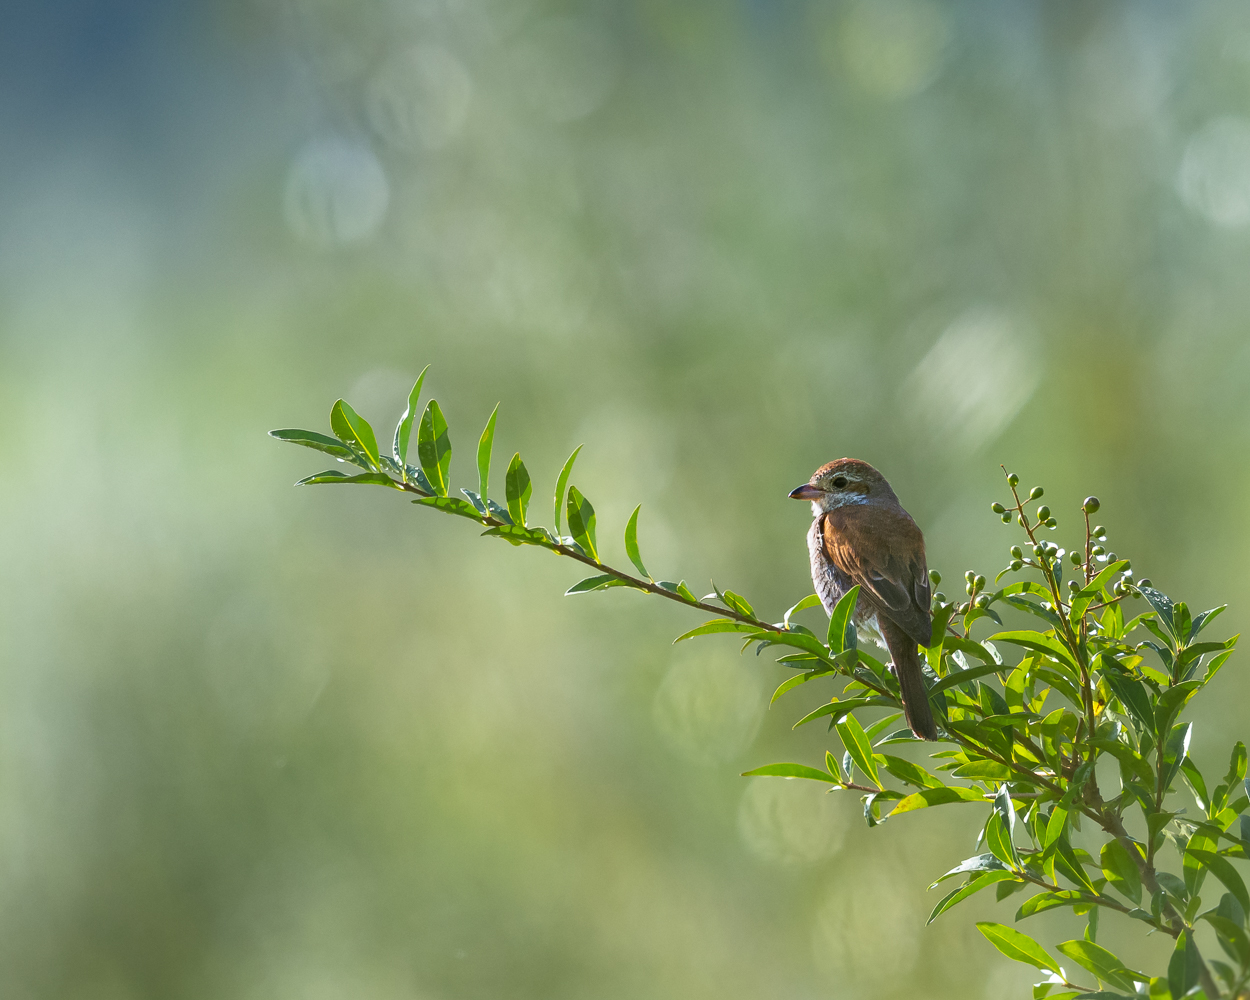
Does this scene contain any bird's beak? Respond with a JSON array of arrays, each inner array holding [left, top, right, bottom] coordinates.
[[788, 483, 824, 501]]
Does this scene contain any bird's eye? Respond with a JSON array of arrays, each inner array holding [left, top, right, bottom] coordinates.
[[831, 476, 848, 489]]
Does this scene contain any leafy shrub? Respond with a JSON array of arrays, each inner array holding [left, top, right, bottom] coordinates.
[[274, 368, 1249, 1000]]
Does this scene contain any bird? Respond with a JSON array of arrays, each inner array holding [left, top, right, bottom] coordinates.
[[789, 458, 939, 741]]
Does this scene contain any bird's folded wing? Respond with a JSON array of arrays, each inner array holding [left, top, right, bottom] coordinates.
[[822, 512, 932, 648]]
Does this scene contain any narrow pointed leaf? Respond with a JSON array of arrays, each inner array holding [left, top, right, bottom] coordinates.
[[1168, 931, 1201, 1000], [623, 505, 650, 580], [330, 399, 381, 470], [416, 400, 451, 496], [270, 428, 363, 466], [890, 786, 986, 816], [565, 574, 646, 595], [785, 594, 822, 628], [928, 870, 1018, 924], [565, 485, 597, 562], [505, 453, 532, 527], [976, 922, 1056, 971], [1187, 849, 1250, 913], [673, 619, 761, 641], [411, 495, 483, 518], [740, 762, 838, 783], [297, 470, 400, 488], [476, 403, 498, 498], [1055, 940, 1145, 993], [394, 364, 430, 467], [828, 585, 860, 653], [553, 445, 582, 536], [835, 713, 879, 787]]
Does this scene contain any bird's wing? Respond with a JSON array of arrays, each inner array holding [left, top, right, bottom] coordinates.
[[822, 508, 932, 648]]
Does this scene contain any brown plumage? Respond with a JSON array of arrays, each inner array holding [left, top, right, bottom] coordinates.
[[790, 458, 939, 741]]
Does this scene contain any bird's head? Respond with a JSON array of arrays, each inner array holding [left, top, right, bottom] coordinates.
[[788, 458, 895, 514]]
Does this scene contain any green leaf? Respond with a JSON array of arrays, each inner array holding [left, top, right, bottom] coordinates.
[[1100, 841, 1142, 905], [330, 399, 381, 471], [880, 754, 943, 789], [723, 589, 755, 618], [976, 922, 1056, 971], [565, 574, 645, 595], [989, 630, 1079, 673], [1055, 940, 1145, 993], [1016, 890, 1097, 920], [480, 523, 554, 547], [770, 670, 824, 705], [564, 485, 598, 562], [270, 427, 363, 466], [1101, 664, 1154, 731], [552, 445, 582, 536], [928, 870, 1018, 924], [296, 470, 400, 488], [476, 402, 497, 499], [945, 636, 1001, 666], [1190, 605, 1227, 640], [673, 619, 762, 642], [1168, 931, 1201, 1000], [992, 784, 1020, 865], [890, 786, 986, 817], [1200, 914, 1250, 966], [986, 812, 1019, 869], [1182, 757, 1209, 812], [504, 453, 532, 527], [740, 762, 838, 783], [1227, 742, 1248, 787], [394, 364, 430, 468], [1070, 560, 1131, 619], [785, 594, 822, 628], [835, 713, 880, 787], [624, 505, 651, 581], [1139, 586, 1177, 641], [416, 400, 451, 496], [793, 696, 885, 730], [827, 585, 860, 653], [412, 495, 485, 518], [929, 661, 1005, 697], [932, 854, 1008, 886], [1160, 722, 1193, 793], [1055, 836, 1101, 895], [1187, 849, 1250, 913]]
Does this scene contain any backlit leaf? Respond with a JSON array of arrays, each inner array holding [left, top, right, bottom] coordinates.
[[624, 505, 650, 580], [416, 400, 451, 496], [394, 364, 430, 468], [330, 399, 381, 471], [505, 453, 532, 527], [552, 445, 582, 536], [565, 486, 598, 562], [476, 403, 497, 498], [976, 922, 1056, 971]]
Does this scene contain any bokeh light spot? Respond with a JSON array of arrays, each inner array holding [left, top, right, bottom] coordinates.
[[283, 137, 390, 249], [811, 864, 921, 988], [737, 776, 848, 866], [827, 0, 950, 99], [902, 307, 1040, 454], [652, 649, 765, 765], [1178, 116, 1250, 228], [367, 45, 473, 152]]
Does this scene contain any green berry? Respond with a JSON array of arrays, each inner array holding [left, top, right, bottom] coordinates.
[[1010, 559, 1023, 572], [1029, 486, 1044, 500], [1093, 525, 1106, 539], [1001, 513, 1012, 523], [1017, 515, 1027, 527], [929, 570, 941, 586], [975, 594, 990, 609], [974, 575, 986, 590], [933, 592, 947, 604], [1070, 551, 1082, 565], [991, 502, 1005, 514], [1139, 578, 1152, 588], [1007, 472, 1019, 487], [1091, 545, 1105, 557], [1045, 518, 1058, 529], [1036, 505, 1051, 520], [1106, 552, 1117, 562], [1083, 496, 1100, 514], [1010, 546, 1023, 559], [1067, 579, 1079, 592]]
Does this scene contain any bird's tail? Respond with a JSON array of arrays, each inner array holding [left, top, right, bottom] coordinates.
[[880, 617, 939, 741]]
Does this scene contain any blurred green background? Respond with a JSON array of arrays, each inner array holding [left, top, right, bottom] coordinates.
[[2, 1, 1249, 997]]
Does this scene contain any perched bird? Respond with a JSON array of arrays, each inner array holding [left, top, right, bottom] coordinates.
[[789, 459, 939, 741]]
